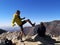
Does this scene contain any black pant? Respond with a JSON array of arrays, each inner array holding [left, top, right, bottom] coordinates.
[[19, 20, 26, 34]]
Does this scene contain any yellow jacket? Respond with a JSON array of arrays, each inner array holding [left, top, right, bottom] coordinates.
[[12, 14, 22, 26]]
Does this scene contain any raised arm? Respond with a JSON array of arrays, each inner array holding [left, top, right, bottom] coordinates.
[[20, 17, 25, 20]]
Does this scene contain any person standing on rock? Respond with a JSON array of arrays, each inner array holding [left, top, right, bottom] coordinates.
[[11, 10, 35, 41]]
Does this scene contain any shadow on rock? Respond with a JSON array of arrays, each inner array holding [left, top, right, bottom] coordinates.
[[26, 35, 60, 45]]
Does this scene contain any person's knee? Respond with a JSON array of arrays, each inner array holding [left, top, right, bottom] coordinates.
[[25, 19, 30, 22]]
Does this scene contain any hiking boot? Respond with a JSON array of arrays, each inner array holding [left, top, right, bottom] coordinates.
[[21, 38, 25, 42], [21, 40, 24, 42], [32, 23, 35, 27]]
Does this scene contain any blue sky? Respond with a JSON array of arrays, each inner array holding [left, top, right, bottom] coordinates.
[[0, 0, 60, 27]]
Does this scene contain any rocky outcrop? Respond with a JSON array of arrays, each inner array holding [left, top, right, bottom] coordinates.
[[0, 20, 60, 45], [0, 31, 20, 45], [0, 31, 60, 45]]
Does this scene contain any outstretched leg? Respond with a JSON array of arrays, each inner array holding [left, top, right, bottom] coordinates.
[[25, 19, 35, 27]]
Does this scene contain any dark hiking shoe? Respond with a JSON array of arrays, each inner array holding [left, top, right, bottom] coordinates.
[[32, 23, 35, 27], [21, 40, 24, 42], [21, 38, 24, 42]]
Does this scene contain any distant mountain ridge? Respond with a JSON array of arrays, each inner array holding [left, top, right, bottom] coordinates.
[[44, 20, 60, 36], [0, 20, 60, 36], [0, 29, 7, 34]]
